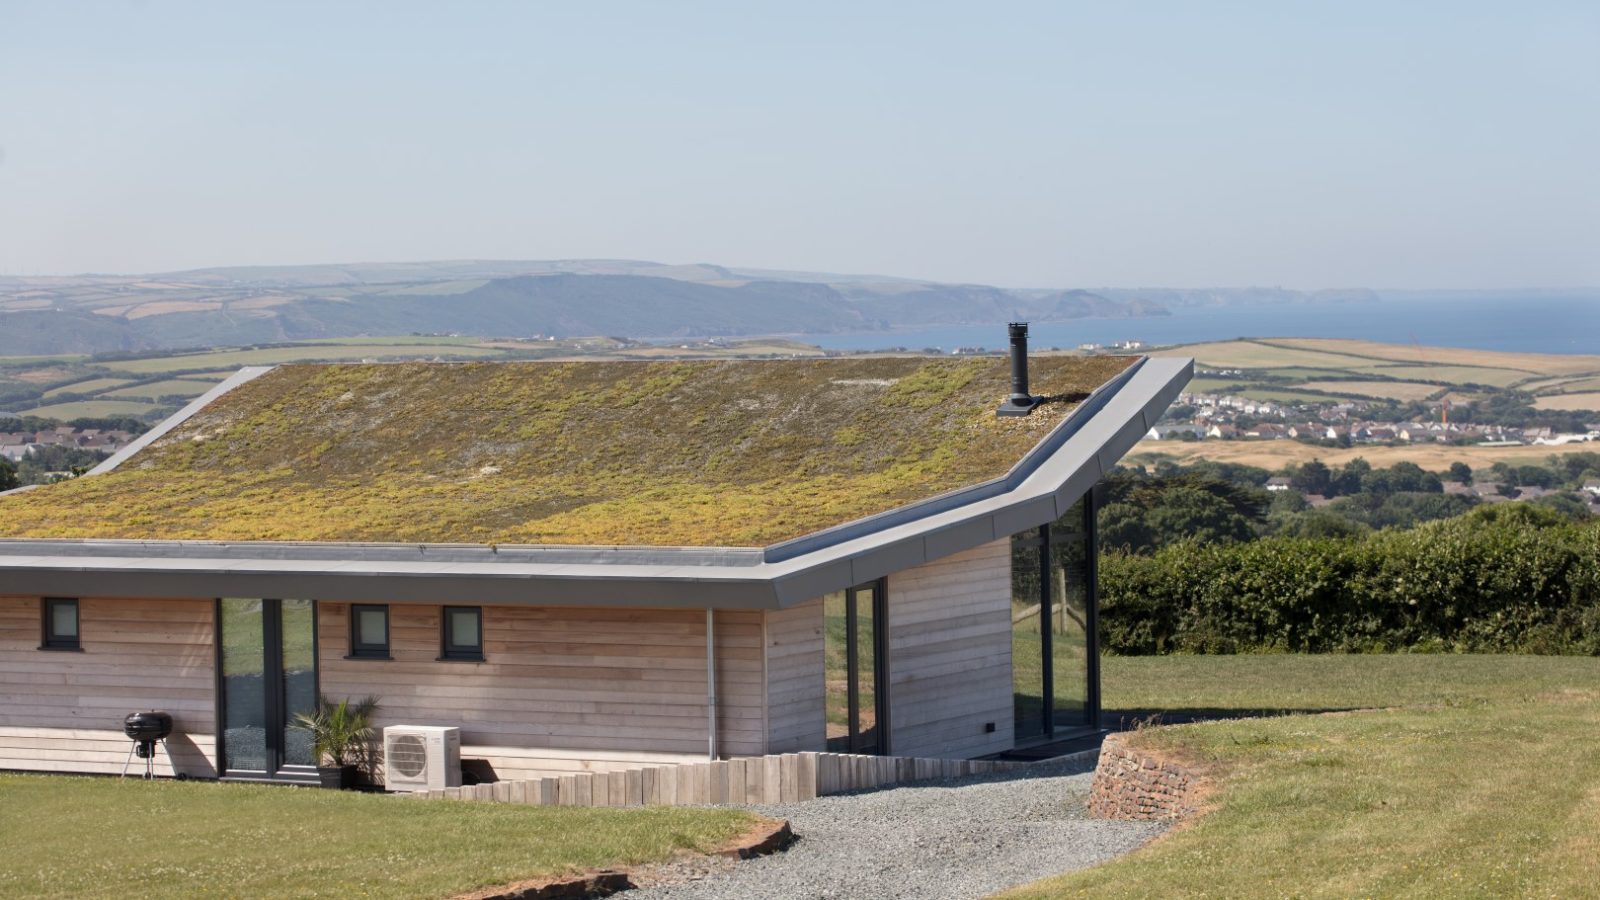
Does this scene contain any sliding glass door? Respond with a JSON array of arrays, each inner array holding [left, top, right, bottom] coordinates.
[[825, 579, 889, 755], [219, 598, 318, 780], [1012, 490, 1101, 742]]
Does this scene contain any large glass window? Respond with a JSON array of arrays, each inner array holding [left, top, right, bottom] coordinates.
[[1011, 491, 1100, 741], [220, 598, 318, 778], [824, 579, 888, 754]]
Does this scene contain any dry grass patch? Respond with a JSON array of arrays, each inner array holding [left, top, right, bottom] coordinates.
[[1534, 392, 1600, 412], [1128, 439, 1599, 471]]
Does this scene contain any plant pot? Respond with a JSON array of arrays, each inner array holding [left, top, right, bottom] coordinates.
[[317, 764, 359, 790]]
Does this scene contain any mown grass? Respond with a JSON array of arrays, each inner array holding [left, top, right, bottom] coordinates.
[[1001, 654, 1600, 899], [0, 775, 755, 899]]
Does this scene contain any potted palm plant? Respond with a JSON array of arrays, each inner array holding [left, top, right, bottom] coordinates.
[[293, 694, 380, 789]]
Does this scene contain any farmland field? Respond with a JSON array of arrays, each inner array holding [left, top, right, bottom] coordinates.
[[1152, 338, 1600, 392], [40, 377, 132, 398], [20, 399, 161, 419], [1259, 337, 1600, 375], [1128, 439, 1598, 471], [101, 343, 507, 374], [1298, 380, 1443, 401], [102, 378, 226, 400], [1534, 392, 1600, 412], [1346, 363, 1535, 388], [1150, 340, 1376, 370]]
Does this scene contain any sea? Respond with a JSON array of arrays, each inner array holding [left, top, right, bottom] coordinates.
[[806, 293, 1600, 355]]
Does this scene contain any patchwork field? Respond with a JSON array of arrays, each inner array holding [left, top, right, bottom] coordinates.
[[1148, 339, 1600, 401]]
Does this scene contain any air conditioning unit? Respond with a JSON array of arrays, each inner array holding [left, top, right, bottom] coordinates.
[[382, 725, 462, 792]]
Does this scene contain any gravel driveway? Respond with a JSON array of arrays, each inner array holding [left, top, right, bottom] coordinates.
[[628, 758, 1164, 900]]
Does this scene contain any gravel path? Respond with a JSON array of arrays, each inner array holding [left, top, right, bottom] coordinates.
[[628, 760, 1165, 900]]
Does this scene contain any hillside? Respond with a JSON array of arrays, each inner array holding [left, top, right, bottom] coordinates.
[[0, 259, 1168, 355]]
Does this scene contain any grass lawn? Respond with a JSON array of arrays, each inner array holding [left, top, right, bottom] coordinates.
[[0, 775, 755, 899], [1000, 654, 1600, 898]]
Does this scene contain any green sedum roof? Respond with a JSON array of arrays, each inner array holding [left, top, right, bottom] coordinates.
[[0, 356, 1134, 547]]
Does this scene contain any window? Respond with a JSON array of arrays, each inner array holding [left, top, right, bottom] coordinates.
[[42, 598, 80, 650], [348, 604, 390, 659], [440, 606, 483, 661]]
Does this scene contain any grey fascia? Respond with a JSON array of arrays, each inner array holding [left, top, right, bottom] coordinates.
[[0, 356, 1192, 609]]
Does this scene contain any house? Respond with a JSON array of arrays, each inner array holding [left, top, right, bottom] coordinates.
[[1207, 424, 1239, 439], [1472, 482, 1505, 500], [1245, 424, 1287, 440], [1583, 479, 1600, 497], [0, 346, 1192, 784], [1265, 476, 1293, 492], [1145, 423, 1204, 440], [1442, 481, 1474, 497]]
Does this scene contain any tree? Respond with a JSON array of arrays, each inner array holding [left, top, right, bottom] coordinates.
[[1449, 462, 1472, 484], [1332, 457, 1371, 497], [1144, 485, 1259, 547], [0, 457, 17, 492], [1289, 459, 1332, 496]]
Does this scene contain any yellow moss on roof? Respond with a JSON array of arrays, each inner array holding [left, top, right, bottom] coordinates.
[[0, 356, 1134, 547]]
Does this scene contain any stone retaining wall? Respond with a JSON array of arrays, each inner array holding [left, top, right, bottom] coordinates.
[[1087, 732, 1201, 821]]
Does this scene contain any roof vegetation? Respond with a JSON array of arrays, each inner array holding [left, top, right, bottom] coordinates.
[[0, 356, 1134, 547]]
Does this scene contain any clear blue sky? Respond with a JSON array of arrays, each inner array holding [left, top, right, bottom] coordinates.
[[1, 1, 1596, 288]]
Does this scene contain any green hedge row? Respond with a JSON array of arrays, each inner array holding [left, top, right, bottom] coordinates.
[[1099, 509, 1600, 655]]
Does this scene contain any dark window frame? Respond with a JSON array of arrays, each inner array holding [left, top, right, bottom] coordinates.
[[347, 603, 391, 659], [40, 597, 81, 651], [439, 605, 484, 661]]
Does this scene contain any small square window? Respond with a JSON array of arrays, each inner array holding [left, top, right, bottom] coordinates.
[[42, 598, 80, 651], [349, 604, 390, 659], [441, 606, 483, 661]]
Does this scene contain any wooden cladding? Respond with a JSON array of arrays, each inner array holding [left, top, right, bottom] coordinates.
[[318, 602, 766, 781], [0, 596, 217, 777], [884, 539, 1015, 759]]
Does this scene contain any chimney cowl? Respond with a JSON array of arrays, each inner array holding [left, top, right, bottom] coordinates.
[[996, 322, 1040, 417]]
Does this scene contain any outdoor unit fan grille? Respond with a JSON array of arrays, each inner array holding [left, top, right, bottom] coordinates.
[[389, 734, 428, 779]]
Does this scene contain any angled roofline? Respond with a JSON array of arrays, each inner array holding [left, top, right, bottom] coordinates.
[[0, 356, 1193, 610], [87, 366, 276, 476]]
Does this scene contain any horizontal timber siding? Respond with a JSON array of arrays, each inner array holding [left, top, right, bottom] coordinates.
[[0, 596, 217, 777], [318, 603, 764, 781], [885, 540, 1014, 758], [764, 598, 825, 753]]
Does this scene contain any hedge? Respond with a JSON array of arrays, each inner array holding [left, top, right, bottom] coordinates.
[[1100, 512, 1600, 654]]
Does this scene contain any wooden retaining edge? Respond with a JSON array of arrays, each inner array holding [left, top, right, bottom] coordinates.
[[452, 870, 630, 900], [454, 818, 794, 899], [414, 750, 1047, 809]]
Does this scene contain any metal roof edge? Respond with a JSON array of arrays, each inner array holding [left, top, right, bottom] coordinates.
[[0, 357, 1193, 610], [761, 355, 1148, 563], [87, 366, 277, 475], [763, 356, 1193, 605]]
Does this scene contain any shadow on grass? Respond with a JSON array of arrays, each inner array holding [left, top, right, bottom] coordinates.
[[1102, 706, 1373, 730]]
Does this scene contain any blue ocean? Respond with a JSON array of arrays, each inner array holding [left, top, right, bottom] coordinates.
[[807, 293, 1600, 355]]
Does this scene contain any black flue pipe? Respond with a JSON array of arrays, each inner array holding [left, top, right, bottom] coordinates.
[[1007, 322, 1031, 403]]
